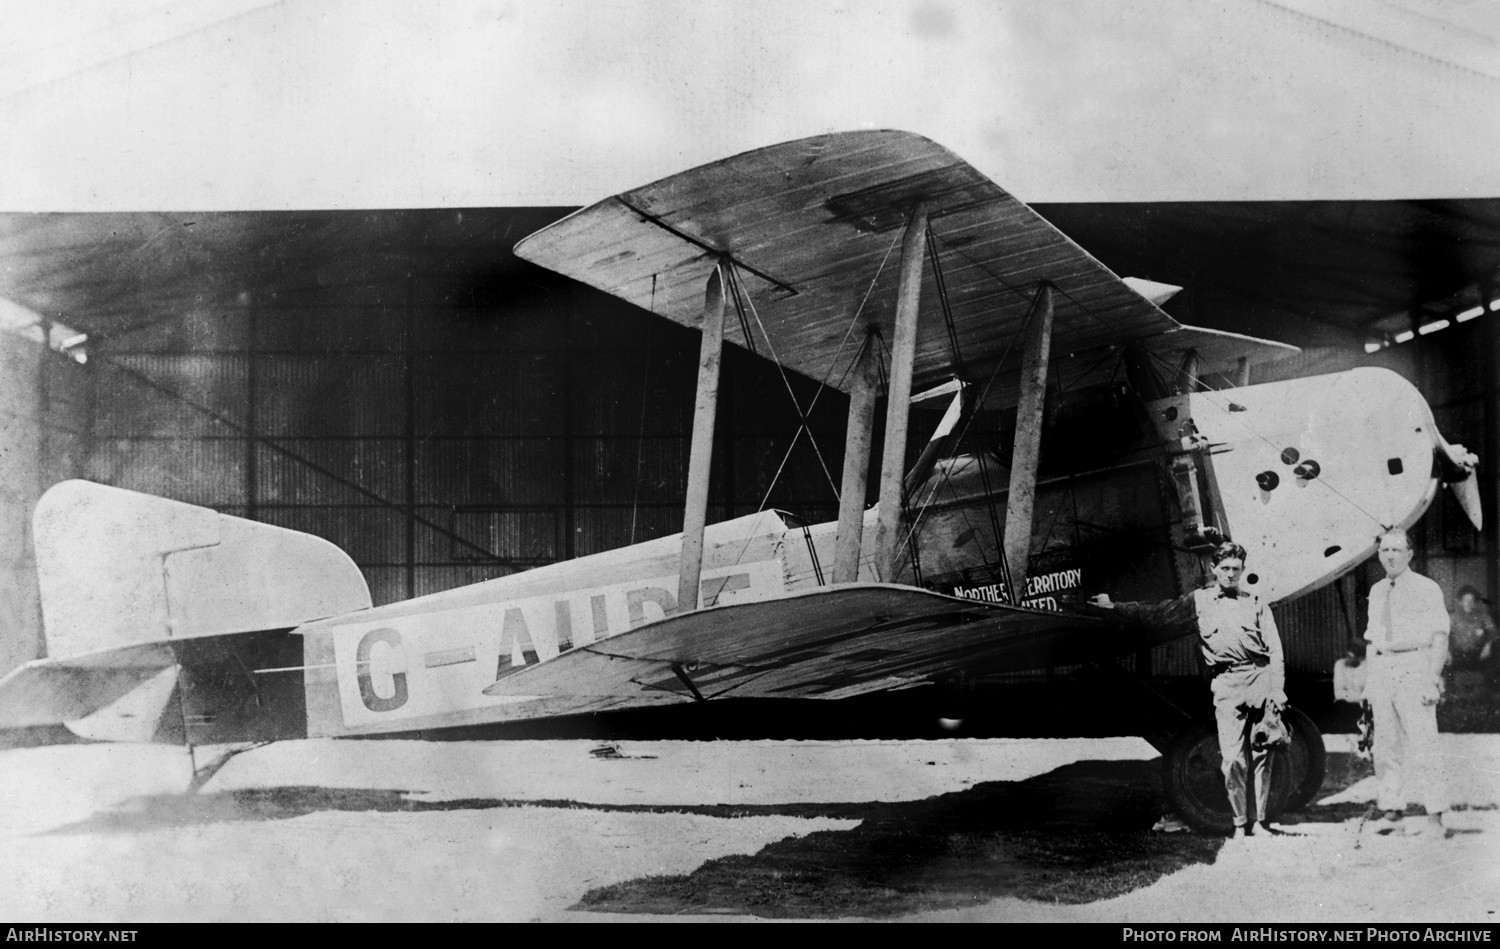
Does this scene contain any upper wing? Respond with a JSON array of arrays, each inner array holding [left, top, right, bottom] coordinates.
[[484, 583, 1165, 706], [515, 130, 1295, 405]]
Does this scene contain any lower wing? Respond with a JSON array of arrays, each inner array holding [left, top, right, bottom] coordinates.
[[484, 583, 1168, 707]]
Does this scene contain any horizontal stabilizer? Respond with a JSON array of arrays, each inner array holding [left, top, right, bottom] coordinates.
[[0, 642, 175, 729]]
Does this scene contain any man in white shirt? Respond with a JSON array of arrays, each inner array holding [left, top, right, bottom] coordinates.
[[1363, 529, 1450, 837]]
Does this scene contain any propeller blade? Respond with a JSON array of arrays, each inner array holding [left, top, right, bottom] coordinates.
[[1450, 479, 1483, 532], [1435, 434, 1482, 531]]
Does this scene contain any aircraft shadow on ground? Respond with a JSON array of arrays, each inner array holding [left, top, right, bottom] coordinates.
[[571, 758, 1226, 917], [46, 758, 1234, 917]]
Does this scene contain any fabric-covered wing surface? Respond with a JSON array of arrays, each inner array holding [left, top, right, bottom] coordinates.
[[484, 584, 1131, 706], [515, 130, 1294, 405], [0, 642, 176, 728]]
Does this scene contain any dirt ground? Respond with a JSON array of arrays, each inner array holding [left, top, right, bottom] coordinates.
[[0, 734, 1494, 922]]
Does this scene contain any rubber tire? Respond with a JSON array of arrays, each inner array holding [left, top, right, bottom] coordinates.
[[1279, 705, 1327, 813], [1161, 717, 1294, 834], [1161, 704, 1326, 833]]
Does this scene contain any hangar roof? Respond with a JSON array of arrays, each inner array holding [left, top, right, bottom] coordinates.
[[0, 200, 1496, 359]]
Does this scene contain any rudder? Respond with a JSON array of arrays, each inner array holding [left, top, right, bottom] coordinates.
[[34, 480, 371, 657]]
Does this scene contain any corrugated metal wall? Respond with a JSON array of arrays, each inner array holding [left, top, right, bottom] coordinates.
[[87, 220, 849, 612], [0, 334, 89, 672]]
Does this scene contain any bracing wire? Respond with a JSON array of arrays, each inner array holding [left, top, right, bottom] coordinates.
[[822, 227, 905, 389], [925, 226, 967, 377], [929, 229, 1132, 342], [727, 265, 759, 357], [738, 226, 905, 517], [890, 277, 1046, 583], [728, 230, 904, 569], [732, 264, 841, 501]]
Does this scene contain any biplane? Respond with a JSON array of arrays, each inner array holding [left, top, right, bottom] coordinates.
[[0, 131, 1480, 831]]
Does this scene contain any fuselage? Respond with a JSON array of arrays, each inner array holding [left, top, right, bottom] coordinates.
[[286, 366, 1440, 738]]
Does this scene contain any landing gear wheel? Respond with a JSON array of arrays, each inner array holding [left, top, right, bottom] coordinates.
[[1279, 705, 1326, 813], [1161, 718, 1295, 834], [1162, 720, 1242, 834], [1161, 705, 1326, 833]]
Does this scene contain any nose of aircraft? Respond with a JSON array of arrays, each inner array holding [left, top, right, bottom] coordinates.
[[1435, 432, 1482, 530]]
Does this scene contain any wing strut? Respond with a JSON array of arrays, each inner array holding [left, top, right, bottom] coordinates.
[[874, 204, 930, 581], [677, 260, 729, 612], [1177, 349, 1200, 394], [1002, 283, 1055, 604], [833, 333, 881, 583], [671, 663, 707, 702]]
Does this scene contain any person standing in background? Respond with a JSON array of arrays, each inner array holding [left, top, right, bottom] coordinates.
[[1448, 585, 1497, 692]]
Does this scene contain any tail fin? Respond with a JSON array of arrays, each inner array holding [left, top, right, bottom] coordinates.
[[34, 481, 371, 658]]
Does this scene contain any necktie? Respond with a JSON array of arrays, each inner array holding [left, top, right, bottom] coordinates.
[[1381, 582, 1394, 643]]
